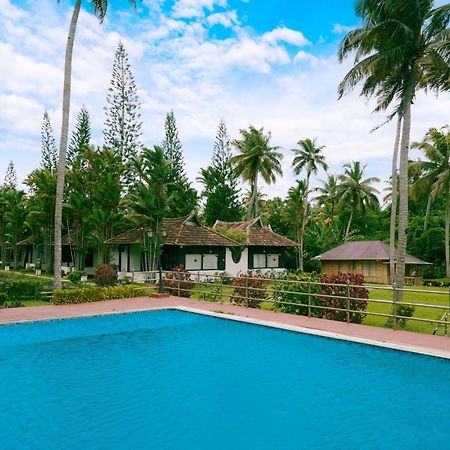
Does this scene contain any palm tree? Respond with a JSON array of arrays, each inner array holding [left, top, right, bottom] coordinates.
[[338, 0, 450, 289], [54, 0, 137, 289], [411, 126, 450, 276], [231, 126, 283, 219], [291, 138, 328, 270], [337, 162, 380, 240], [286, 180, 308, 268]]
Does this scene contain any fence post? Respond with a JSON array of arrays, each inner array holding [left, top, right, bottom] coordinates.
[[177, 271, 181, 297], [446, 287, 450, 337], [346, 279, 350, 324], [308, 277, 311, 318], [245, 275, 249, 308], [392, 281, 397, 329]]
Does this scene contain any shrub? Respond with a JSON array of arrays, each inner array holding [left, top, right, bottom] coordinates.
[[231, 271, 267, 308], [385, 304, 416, 329], [272, 273, 324, 317], [163, 266, 195, 298], [94, 263, 118, 286], [53, 284, 152, 305], [68, 270, 84, 284], [0, 292, 7, 307], [319, 273, 369, 324], [199, 280, 224, 302], [0, 279, 46, 301]]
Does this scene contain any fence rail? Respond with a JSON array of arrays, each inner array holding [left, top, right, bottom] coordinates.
[[155, 270, 450, 336]]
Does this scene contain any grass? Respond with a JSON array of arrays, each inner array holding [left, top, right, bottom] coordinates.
[[364, 285, 449, 335]]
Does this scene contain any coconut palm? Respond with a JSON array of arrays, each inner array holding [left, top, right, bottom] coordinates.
[[54, 0, 138, 289], [411, 126, 450, 276], [338, 0, 450, 289], [337, 162, 380, 240], [231, 126, 283, 219], [286, 180, 308, 268], [291, 138, 328, 270]]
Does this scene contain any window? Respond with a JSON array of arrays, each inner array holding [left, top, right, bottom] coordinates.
[[185, 254, 202, 270], [267, 254, 280, 268], [253, 253, 280, 269], [253, 254, 267, 268], [185, 253, 219, 270], [363, 261, 377, 277], [203, 254, 218, 270]]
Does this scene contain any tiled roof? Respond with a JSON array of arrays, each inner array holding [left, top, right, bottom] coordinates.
[[313, 240, 431, 264], [16, 235, 74, 246], [105, 215, 239, 247], [214, 218, 297, 247]]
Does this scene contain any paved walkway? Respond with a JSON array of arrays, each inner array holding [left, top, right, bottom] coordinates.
[[1, 296, 449, 358]]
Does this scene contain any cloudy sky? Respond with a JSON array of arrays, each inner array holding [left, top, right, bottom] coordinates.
[[1, 0, 449, 198]]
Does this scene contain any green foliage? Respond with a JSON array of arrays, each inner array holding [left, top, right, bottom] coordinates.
[[40, 112, 57, 171], [67, 106, 91, 167], [199, 120, 243, 225], [94, 263, 118, 286], [52, 284, 151, 305], [199, 279, 224, 302], [273, 273, 323, 317], [231, 271, 267, 308], [214, 226, 247, 245], [163, 266, 195, 297], [0, 278, 46, 301], [68, 270, 84, 284]]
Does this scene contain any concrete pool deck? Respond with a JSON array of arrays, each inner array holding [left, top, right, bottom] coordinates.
[[1, 296, 449, 359]]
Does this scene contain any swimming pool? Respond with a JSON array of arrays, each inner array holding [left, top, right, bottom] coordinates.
[[0, 309, 449, 449]]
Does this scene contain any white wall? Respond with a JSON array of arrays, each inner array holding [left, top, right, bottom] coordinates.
[[225, 248, 248, 277]]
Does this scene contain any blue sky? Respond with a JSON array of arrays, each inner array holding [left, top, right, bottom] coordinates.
[[1, 0, 449, 199]]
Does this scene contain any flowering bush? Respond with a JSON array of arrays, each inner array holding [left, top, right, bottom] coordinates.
[[231, 271, 267, 308], [94, 263, 118, 286], [319, 273, 369, 324], [164, 266, 195, 297]]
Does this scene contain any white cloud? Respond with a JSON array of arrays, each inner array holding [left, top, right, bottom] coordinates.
[[332, 23, 356, 34], [262, 27, 310, 47], [172, 0, 227, 19], [207, 10, 239, 27]]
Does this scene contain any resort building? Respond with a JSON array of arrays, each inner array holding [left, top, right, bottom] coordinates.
[[313, 240, 431, 285], [105, 213, 297, 278]]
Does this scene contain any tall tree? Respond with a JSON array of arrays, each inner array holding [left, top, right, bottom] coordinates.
[[338, 162, 380, 240], [104, 41, 142, 168], [161, 110, 197, 217], [291, 138, 328, 270], [198, 120, 243, 225], [4, 161, 17, 188], [338, 0, 450, 290], [411, 126, 450, 276], [68, 106, 91, 167], [232, 126, 283, 219], [54, 0, 138, 290], [286, 180, 307, 268], [41, 112, 58, 171]]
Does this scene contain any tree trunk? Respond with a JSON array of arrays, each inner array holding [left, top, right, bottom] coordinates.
[[445, 183, 450, 277], [423, 195, 432, 232], [299, 175, 310, 272], [54, 0, 82, 289], [345, 210, 354, 241], [396, 99, 412, 292], [389, 116, 402, 287]]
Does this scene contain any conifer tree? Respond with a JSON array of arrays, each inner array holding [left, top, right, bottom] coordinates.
[[103, 41, 142, 165], [41, 112, 58, 171], [161, 110, 197, 217], [199, 119, 243, 225], [4, 161, 17, 188], [68, 106, 91, 167]]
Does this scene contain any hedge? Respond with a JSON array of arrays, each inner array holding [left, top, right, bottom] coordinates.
[[53, 284, 153, 305], [0, 279, 47, 301]]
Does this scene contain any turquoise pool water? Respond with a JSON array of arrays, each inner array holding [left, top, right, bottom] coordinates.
[[0, 310, 449, 450]]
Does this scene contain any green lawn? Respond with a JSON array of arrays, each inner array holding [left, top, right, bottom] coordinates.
[[364, 285, 449, 335]]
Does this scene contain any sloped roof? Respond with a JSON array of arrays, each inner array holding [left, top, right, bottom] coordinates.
[[16, 235, 74, 246], [214, 218, 297, 247], [313, 240, 430, 265], [106, 214, 239, 247]]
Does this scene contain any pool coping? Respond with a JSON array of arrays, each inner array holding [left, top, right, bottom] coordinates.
[[1, 297, 449, 359]]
